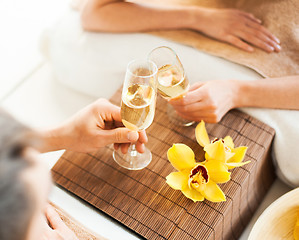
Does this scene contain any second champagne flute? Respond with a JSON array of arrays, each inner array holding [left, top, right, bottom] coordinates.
[[113, 59, 158, 170], [148, 46, 194, 126]]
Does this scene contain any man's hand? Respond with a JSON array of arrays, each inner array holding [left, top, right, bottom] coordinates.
[[40, 98, 147, 153], [42, 205, 78, 240], [194, 8, 280, 53]]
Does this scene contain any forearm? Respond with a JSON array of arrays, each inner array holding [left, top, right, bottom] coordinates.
[[234, 76, 299, 110], [81, 0, 205, 32], [37, 124, 70, 153]]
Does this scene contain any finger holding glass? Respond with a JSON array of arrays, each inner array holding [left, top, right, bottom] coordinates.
[[148, 46, 194, 126], [113, 59, 158, 170]]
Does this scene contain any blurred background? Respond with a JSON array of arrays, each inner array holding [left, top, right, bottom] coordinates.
[[0, 0, 68, 100], [0, 0, 97, 131]]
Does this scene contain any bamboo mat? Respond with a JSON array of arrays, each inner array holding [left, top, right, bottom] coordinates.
[[52, 87, 276, 240]]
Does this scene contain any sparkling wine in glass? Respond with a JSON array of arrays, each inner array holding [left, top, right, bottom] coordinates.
[[113, 59, 158, 170], [148, 46, 194, 126]]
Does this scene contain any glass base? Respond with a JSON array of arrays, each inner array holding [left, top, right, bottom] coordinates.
[[113, 145, 152, 170], [167, 104, 195, 127]]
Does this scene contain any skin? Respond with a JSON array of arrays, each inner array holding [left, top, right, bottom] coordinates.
[[169, 76, 299, 123], [39, 98, 147, 154], [22, 148, 78, 240], [80, 0, 280, 53], [22, 98, 149, 239]]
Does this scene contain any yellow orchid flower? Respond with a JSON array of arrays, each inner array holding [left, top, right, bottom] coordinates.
[[166, 121, 250, 203], [166, 144, 227, 202], [196, 121, 250, 169]]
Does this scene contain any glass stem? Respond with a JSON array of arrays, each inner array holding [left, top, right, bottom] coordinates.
[[130, 144, 137, 157]]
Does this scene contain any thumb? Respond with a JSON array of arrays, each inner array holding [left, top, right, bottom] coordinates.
[[104, 128, 139, 144]]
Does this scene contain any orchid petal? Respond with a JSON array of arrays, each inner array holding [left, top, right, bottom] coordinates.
[[227, 146, 248, 163], [204, 140, 234, 162], [201, 180, 226, 202], [205, 160, 231, 183], [223, 136, 234, 149], [195, 120, 210, 147], [226, 161, 251, 170], [166, 171, 189, 190], [167, 144, 195, 171], [182, 185, 204, 202]]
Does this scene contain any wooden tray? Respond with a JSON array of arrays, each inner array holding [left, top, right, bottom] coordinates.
[[52, 87, 276, 240]]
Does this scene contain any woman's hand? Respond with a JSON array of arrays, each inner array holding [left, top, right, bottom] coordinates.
[[169, 81, 239, 123], [42, 205, 78, 240], [40, 98, 147, 154], [81, 1, 280, 53], [193, 8, 280, 53]]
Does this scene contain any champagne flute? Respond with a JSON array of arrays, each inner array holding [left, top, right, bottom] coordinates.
[[113, 59, 158, 170], [148, 46, 194, 126]]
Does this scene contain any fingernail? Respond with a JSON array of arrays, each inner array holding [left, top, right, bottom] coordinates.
[[276, 44, 281, 51], [127, 131, 138, 141], [275, 37, 280, 44], [248, 46, 254, 52], [140, 144, 145, 153], [269, 46, 274, 52]]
